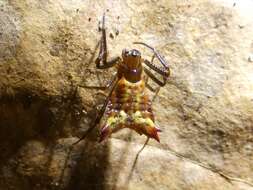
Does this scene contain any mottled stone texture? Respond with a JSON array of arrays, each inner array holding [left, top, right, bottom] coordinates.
[[0, 0, 253, 189]]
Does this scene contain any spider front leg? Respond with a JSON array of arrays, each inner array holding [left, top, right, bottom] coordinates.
[[95, 13, 121, 69], [73, 14, 121, 145], [78, 14, 120, 91], [134, 42, 170, 100]]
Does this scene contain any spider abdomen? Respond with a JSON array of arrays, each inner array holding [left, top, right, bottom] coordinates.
[[100, 77, 160, 142]]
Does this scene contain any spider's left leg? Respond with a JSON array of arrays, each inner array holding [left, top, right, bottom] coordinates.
[[95, 13, 121, 69], [72, 75, 119, 145], [78, 72, 117, 91], [79, 13, 120, 91]]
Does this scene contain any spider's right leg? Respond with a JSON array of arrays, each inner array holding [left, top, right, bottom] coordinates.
[[126, 138, 150, 182], [134, 42, 170, 101]]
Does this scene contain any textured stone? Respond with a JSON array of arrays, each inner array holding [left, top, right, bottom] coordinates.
[[0, 0, 253, 189]]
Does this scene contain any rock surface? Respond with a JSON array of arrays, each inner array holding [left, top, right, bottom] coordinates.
[[0, 0, 253, 189]]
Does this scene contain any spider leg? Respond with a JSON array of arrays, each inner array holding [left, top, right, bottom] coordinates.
[[126, 137, 150, 181], [73, 14, 125, 145], [134, 42, 170, 100], [134, 42, 169, 70], [95, 13, 121, 69], [72, 75, 119, 145], [78, 13, 120, 90], [78, 72, 117, 90], [144, 75, 158, 100]]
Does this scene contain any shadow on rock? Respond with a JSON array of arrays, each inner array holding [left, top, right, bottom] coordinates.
[[63, 137, 109, 190], [0, 88, 110, 190]]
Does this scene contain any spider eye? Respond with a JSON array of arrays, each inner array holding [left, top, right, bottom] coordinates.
[[122, 49, 141, 58], [131, 49, 140, 57], [122, 49, 129, 57], [129, 49, 141, 57]]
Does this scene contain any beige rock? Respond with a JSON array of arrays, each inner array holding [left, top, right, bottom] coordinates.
[[0, 0, 253, 189]]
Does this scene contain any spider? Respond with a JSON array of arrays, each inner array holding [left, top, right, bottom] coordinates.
[[74, 13, 170, 145]]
